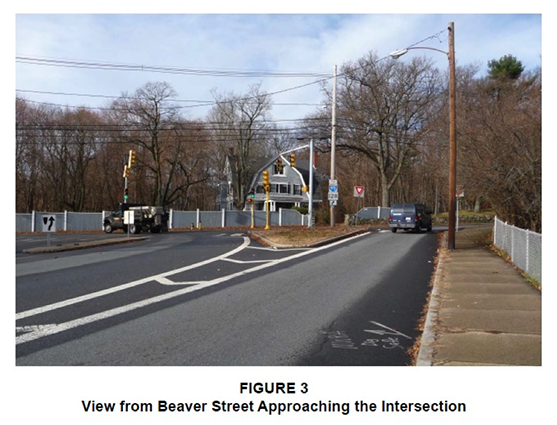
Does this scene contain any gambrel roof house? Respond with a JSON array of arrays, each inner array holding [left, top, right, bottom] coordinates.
[[247, 154, 324, 212]]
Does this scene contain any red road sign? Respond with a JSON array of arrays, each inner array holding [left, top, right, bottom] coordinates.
[[354, 186, 365, 197]]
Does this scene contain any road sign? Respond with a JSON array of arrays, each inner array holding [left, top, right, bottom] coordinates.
[[41, 215, 56, 232], [124, 210, 134, 225], [328, 192, 339, 201], [354, 186, 365, 198], [329, 179, 338, 193]]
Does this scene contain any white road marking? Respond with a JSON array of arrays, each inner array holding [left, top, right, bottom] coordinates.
[[16, 324, 57, 333], [16, 237, 251, 320], [364, 321, 412, 339], [16, 232, 371, 344], [220, 258, 272, 264]]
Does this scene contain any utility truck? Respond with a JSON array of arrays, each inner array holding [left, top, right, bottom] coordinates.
[[104, 203, 168, 234]]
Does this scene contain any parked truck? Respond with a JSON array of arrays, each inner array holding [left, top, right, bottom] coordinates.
[[103, 203, 168, 234]]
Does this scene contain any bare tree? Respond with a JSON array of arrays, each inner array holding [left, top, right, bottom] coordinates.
[[335, 52, 443, 206], [16, 98, 43, 212], [110, 82, 181, 207], [16, 99, 102, 212], [208, 83, 272, 208], [459, 68, 541, 231]]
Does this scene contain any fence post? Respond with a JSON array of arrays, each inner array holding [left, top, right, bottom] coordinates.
[[494, 217, 498, 247], [169, 209, 173, 230], [279, 208, 283, 226], [31, 210, 36, 232], [526, 229, 530, 275], [221, 208, 226, 228], [196, 209, 200, 228], [510, 224, 514, 263], [64, 210, 68, 231]]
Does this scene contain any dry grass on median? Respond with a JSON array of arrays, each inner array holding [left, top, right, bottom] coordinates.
[[250, 226, 368, 247]]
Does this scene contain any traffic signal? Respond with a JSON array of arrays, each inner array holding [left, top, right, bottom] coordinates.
[[246, 189, 255, 204], [276, 158, 283, 173], [124, 187, 129, 201], [262, 170, 270, 192], [128, 150, 136, 168], [290, 153, 295, 167], [123, 165, 130, 178]]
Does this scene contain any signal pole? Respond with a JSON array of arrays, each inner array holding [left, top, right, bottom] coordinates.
[[330, 65, 337, 227], [123, 165, 129, 203], [123, 150, 136, 204]]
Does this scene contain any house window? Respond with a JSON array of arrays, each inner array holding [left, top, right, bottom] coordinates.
[[293, 184, 302, 195], [276, 183, 289, 194]]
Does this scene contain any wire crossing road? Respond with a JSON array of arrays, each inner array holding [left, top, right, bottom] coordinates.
[[16, 230, 437, 365]]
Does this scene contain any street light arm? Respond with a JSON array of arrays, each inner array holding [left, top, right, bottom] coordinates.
[[390, 46, 449, 59], [280, 145, 309, 155], [390, 22, 457, 249]]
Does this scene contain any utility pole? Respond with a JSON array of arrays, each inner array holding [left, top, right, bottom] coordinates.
[[330, 65, 337, 227], [447, 22, 457, 250], [308, 139, 314, 228], [389, 22, 457, 248]]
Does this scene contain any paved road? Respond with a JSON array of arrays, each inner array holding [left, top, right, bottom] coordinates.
[[16, 229, 438, 365]]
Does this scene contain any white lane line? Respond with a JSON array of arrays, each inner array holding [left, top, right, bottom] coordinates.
[[16, 324, 57, 333], [16, 232, 370, 344], [16, 237, 251, 320], [221, 258, 273, 264], [155, 276, 178, 286]]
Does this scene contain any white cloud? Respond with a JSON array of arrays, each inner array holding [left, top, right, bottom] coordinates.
[[15, 13, 542, 123]]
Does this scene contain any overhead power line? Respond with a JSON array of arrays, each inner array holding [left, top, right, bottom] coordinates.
[[16, 56, 331, 78]]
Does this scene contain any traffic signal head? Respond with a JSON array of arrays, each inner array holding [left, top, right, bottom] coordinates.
[[246, 189, 255, 203], [262, 170, 270, 192], [124, 188, 129, 200], [123, 165, 130, 178], [276, 158, 283, 173], [128, 150, 136, 168], [290, 153, 295, 167]]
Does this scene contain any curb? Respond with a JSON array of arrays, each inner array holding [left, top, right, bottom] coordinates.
[[22, 236, 147, 254], [416, 232, 447, 366]]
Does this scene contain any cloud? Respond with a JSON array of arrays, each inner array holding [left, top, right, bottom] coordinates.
[[15, 13, 541, 123]]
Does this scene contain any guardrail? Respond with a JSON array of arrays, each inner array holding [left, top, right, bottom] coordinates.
[[493, 217, 542, 285]]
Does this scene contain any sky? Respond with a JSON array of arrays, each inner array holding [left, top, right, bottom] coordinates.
[[14, 10, 542, 126]]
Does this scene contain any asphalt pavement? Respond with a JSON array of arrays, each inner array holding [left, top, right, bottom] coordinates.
[[18, 225, 541, 366], [417, 226, 541, 366]]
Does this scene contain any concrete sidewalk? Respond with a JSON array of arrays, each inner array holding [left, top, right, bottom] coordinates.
[[417, 226, 541, 366]]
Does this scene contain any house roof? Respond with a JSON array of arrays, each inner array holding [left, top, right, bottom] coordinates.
[[249, 155, 326, 201]]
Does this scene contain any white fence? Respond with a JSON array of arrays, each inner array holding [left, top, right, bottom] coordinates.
[[493, 217, 542, 285], [16, 208, 308, 233]]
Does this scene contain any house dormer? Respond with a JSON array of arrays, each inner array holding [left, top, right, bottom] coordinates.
[[247, 154, 323, 212]]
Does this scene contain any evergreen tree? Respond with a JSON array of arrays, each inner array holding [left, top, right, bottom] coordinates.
[[487, 54, 524, 80]]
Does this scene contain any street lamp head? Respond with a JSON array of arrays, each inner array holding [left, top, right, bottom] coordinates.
[[390, 49, 408, 59]]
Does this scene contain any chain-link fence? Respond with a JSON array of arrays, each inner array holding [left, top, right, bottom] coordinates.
[[493, 217, 542, 285]]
